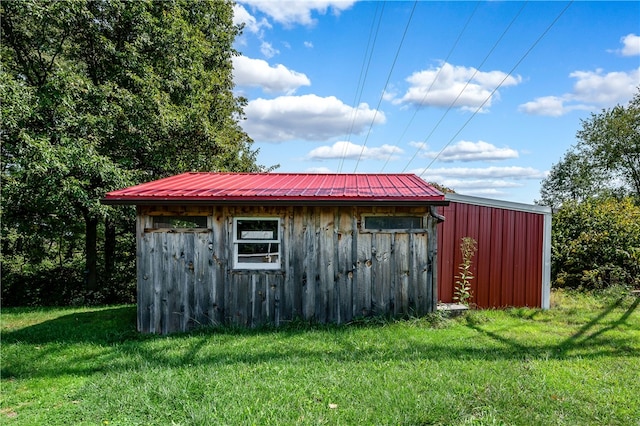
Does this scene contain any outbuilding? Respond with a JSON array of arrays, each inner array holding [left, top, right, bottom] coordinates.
[[437, 193, 552, 309], [103, 172, 447, 334]]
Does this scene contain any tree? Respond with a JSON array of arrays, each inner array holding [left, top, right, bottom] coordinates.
[[551, 197, 640, 290], [1, 0, 264, 303], [538, 88, 640, 208]]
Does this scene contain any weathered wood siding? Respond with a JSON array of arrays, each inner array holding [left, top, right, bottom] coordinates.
[[137, 205, 438, 333]]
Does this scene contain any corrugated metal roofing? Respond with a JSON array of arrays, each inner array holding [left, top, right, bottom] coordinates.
[[103, 172, 446, 205]]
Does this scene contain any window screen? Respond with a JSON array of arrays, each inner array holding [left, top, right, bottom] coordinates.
[[152, 216, 208, 229], [364, 216, 423, 230]]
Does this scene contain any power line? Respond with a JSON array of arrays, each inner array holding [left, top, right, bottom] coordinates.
[[352, 0, 418, 173], [380, 0, 481, 172], [418, 1, 574, 180], [401, 1, 528, 173], [337, 2, 385, 173]]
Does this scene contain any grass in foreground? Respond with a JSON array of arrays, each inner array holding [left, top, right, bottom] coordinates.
[[1, 289, 639, 425]]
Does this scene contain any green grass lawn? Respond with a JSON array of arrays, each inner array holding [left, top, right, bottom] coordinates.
[[1, 289, 639, 425]]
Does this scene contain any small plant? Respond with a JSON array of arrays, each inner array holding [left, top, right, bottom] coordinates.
[[454, 236, 477, 306]]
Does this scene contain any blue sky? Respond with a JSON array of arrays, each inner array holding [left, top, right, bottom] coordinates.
[[231, 1, 640, 204]]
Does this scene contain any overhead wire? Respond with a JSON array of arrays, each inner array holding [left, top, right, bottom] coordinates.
[[380, 0, 482, 172], [352, 0, 418, 173], [417, 0, 574, 180], [336, 2, 385, 173], [400, 0, 528, 173]]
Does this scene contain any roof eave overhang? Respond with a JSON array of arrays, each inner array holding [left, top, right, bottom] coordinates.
[[101, 197, 449, 207]]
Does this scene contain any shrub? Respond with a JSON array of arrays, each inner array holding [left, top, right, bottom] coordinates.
[[552, 197, 640, 290]]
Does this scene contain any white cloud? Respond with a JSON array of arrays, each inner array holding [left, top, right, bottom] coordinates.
[[410, 166, 545, 198], [260, 41, 279, 58], [305, 166, 334, 173], [408, 141, 428, 151], [233, 4, 271, 34], [233, 56, 311, 94], [304, 41, 314, 49], [414, 140, 519, 162], [518, 96, 569, 117], [243, 94, 386, 142], [453, 188, 510, 197], [413, 166, 546, 180], [519, 67, 640, 116], [440, 179, 523, 190], [619, 33, 640, 56], [570, 68, 640, 104], [396, 62, 522, 112], [240, 0, 356, 26], [307, 141, 403, 161], [425, 178, 523, 197]]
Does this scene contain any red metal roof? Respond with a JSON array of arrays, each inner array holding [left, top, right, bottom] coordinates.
[[103, 172, 446, 205]]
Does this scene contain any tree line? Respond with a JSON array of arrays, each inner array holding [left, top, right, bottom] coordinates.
[[1, 0, 269, 305], [539, 89, 640, 290], [2, 1, 638, 306]]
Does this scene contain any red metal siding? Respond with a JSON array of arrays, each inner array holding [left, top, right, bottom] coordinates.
[[437, 200, 545, 308]]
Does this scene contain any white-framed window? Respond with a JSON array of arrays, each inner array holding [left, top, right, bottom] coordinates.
[[362, 215, 424, 232], [233, 217, 281, 270]]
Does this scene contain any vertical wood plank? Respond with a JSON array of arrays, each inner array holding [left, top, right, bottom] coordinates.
[[251, 274, 258, 327], [394, 233, 410, 315], [280, 206, 294, 323], [389, 233, 397, 315], [372, 233, 391, 315], [414, 231, 429, 315], [356, 231, 372, 317], [224, 212, 233, 324], [427, 215, 437, 313], [152, 233, 166, 334], [302, 207, 316, 320], [181, 233, 194, 331], [166, 233, 181, 334], [231, 273, 250, 327], [350, 209, 359, 319], [210, 207, 226, 325], [290, 206, 305, 320], [316, 208, 333, 323], [138, 230, 152, 333], [336, 207, 353, 323], [408, 232, 418, 313]]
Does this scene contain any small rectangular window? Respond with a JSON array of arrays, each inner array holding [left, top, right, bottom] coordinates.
[[152, 216, 208, 229], [363, 216, 423, 230], [233, 218, 281, 270]]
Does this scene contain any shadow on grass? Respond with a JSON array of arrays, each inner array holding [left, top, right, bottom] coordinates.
[[467, 296, 639, 359], [2, 306, 139, 345], [2, 297, 639, 380], [557, 295, 639, 354]]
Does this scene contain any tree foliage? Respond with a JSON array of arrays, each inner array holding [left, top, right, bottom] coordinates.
[[1, 0, 264, 305], [551, 197, 640, 290], [540, 89, 640, 290], [538, 88, 640, 208]]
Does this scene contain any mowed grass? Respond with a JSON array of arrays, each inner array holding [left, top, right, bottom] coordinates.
[[1, 289, 639, 426]]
